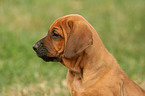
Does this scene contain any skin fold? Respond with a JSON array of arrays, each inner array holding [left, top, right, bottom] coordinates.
[[33, 14, 145, 96]]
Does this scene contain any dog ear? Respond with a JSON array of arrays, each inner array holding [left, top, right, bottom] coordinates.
[[64, 21, 93, 58]]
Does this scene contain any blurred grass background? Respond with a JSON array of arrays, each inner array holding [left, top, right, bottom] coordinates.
[[0, 0, 145, 96]]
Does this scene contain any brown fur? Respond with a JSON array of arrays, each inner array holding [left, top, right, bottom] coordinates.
[[33, 14, 145, 96]]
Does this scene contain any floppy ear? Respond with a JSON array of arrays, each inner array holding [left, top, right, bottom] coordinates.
[[64, 21, 93, 58]]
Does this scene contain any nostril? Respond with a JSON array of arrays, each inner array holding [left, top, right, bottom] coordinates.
[[33, 45, 37, 51]]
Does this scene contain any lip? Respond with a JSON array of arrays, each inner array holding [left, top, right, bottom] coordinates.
[[39, 55, 60, 62], [34, 49, 61, 62]]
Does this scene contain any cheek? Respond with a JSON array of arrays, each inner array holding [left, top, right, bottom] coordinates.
[[53, 40, 64, 52]]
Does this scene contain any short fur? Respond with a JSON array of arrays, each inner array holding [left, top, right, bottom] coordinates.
[[33, 14, 145, 96]]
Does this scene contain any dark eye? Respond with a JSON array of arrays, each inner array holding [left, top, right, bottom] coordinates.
[[51, 30, 61, 39]]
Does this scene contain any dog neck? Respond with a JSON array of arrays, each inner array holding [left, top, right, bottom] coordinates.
[[60, 43, 118, 82], [60, 53, 84, 74]]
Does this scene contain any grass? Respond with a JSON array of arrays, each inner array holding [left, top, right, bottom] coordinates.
[[0, 0, 145, 95]]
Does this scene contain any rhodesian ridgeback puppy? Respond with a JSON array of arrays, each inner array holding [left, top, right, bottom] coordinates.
[[33, 14, 145, 96]]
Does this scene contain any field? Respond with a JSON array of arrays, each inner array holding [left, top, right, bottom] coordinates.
[[0, 0, 145, 96]]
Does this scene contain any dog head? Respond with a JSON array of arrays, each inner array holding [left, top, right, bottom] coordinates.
[[33, 14, 93, 62]]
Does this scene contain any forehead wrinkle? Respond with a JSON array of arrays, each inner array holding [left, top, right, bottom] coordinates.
[[61, 20, 71, 46]]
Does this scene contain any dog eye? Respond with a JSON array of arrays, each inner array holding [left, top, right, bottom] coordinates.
[[51, 30, 61, 39]]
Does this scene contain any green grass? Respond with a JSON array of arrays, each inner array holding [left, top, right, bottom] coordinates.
[[0, 0, 145, 95]]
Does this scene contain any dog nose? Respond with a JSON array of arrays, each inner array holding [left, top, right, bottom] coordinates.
[[33, 44, 38, 51]]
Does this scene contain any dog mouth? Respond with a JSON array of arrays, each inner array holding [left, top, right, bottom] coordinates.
[[39, 55, 60, 62]]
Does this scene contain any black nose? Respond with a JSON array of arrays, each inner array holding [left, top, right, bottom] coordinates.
[[33, 44, 38, 51]]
